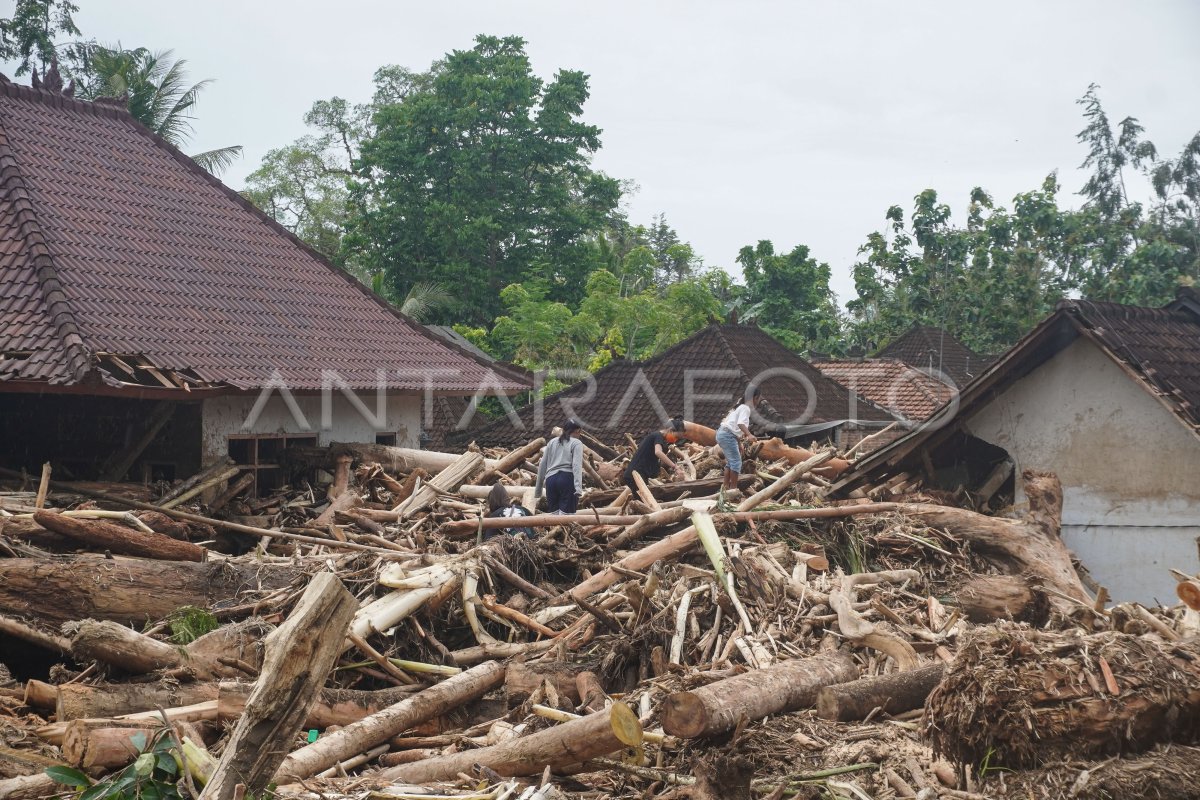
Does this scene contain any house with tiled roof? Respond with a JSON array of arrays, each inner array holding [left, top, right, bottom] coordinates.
[[813, 358, 957, 423], [0, 75, 528, 490], [832, 288, 1200, 604], [457, 324, 896, 451], [876, 324, 991, 387]]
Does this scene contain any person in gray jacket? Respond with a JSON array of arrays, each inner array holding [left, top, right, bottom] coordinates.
[[534, 419, 584, 513]]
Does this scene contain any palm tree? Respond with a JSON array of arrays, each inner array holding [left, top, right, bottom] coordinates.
[[75, 44, 241, 174]]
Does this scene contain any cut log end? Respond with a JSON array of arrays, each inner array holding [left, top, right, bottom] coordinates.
[[661, 691, 706, 739], [609, 701, 642, 747]]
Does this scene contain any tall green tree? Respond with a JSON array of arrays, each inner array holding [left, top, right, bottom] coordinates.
[[736, 240, 843, 354], [0, 0, 77, 76], [72, 44, 241, 174], [343, 35, 621, 325]]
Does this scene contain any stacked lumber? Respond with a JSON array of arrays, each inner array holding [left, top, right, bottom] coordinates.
[[2, 440, 1200, 800]]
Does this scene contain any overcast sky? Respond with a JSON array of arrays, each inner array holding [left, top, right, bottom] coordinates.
[[22, 0, 1200, 304]]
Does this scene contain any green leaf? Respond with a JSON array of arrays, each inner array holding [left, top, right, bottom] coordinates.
[[45, 766, 91, 788], [129, 731, 149, 753]]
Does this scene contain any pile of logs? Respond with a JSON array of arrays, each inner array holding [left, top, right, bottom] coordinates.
[[1, 438, 1199, 800]]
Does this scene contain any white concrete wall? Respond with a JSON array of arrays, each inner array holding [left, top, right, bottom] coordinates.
[[965, 336, 1200, 604], [201, 392, 421, 464]]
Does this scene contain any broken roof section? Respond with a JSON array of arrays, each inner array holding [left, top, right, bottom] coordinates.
[[813, 358, 957, 422], [832, 288, 1200, 493], [0, 77, 528, 395], [461, 323, 896, 449], [876, 324, 991, 387]]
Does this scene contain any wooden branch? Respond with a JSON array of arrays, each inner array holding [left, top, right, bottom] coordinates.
[[662, 652, 859, 738], [816, 663, 945, 721], [199, 573, 357, 800], [33, 510, 206, 562], [379, 703, 642, 783], [272, 660, 506, 782], [475, 438, 545, 486], [735, 450, 833, 511]]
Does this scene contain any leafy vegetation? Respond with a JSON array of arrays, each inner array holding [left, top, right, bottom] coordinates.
[[166, 605, 219, 645], [47, 728, 185, 800]]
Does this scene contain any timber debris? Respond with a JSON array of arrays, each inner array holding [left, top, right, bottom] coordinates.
[[1, 437, 1198, 800]]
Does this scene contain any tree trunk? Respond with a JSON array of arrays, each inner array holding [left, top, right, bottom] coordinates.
[[70, 620, 183, 674], [62, 721, 164, 772], [902, 471, 1087, 611], [57, 682, 218, 721], [216, 681, 421, 730], [662, 652, 859, 738], [273, 660, 506, 783], [0, 773, 57, 800], [0, 747, 61, 780], [331, 442, 498, 474], [379, 703, 642, 784], [953, 574, 1050, 625], [681, 422, 850, 477], [576, 671, 607, 714], [21, 681, 56, 710], [32, 511, 206, 562], [475, 437, 545, 485], [199, 573, 357, 800], [392, 451, 483, 519], [816, 663, 945, 721], [36, 702, 218, 747], [926, 627, 1200, 768], [0, 556, 299, 627]]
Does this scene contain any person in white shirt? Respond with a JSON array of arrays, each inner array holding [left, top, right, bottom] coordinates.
[[715, 386, 761, 492]]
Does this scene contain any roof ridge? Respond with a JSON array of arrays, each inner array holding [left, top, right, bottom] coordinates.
[[0, 117, 91, 381]]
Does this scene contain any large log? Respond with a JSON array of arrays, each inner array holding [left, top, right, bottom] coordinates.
[[57, 682, 219, 721], [681, 421, 850, 477], [216, 681, 420, 729], [901, 470, 1088, 611], [330, 442, 499, 474], [0, 773, 57, 800], [816, 663, 945, 721], [0, 556, 299, 626], [70, 618, 269, 680], [953, 574, 1050, 625], [379, 703, 642, 783], [0, 747, 62, 780], [62, 720, 164, 772], [474, 437, 545, 485], [273, 660, 506, 782], [926, 625, 1200, 768], [662, 652, 859, 738], [32, 510, 206, 562], [199, 573, 357, 800], [70, 620, 182, 673], [391, 451, 483, 519]]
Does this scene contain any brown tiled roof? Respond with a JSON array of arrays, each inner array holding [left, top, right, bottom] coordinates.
[[422, 395, 490, 452], [876, 325, 990, 387], [813, 358, 956, 422], [1067, 296, 1200, 428], [831, 288, 1200, 494], [0, 78, 528, 393], [461, 324, 895, 448]]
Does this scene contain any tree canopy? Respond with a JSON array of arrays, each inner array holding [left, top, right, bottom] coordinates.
[[343, 35, 622, 326]]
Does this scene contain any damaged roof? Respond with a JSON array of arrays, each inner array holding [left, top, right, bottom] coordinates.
[[876, 324, 991, 387], [461, 324, 896, 449], [0, 77, 528, 395], [812, 358, 957, 422], [830, 288, 1200, 493]]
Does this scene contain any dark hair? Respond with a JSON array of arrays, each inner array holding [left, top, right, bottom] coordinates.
[[487, 481, 509, 514], [559, 418, 582, 444], [729, 386, 762, 412], [668, 415, 685, 433]]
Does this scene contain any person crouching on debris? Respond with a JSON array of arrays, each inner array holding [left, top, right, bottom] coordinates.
[[716, 387, 760, 492], [484, 481, 534, 538], [624, 416, 688, 491], [534, 418, 584, 514]]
